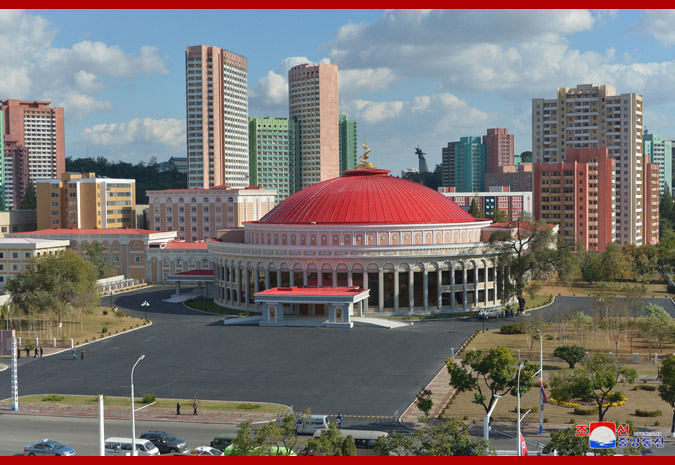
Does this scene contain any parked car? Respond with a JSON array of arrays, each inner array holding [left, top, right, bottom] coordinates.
[[104, 437, 159, 456], [189, 446, 224, 456], [210, 433, 237, 451], [24, 439, 76, 456], [295, 414, 329, 435], [140, 431, 187, 454], [478, 308, 500, 319]]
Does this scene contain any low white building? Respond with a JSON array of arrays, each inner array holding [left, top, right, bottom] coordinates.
[[0, 238, 70, 289]]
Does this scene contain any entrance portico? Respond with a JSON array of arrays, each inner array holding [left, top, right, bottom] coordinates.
[[254, 286, 370, 328]]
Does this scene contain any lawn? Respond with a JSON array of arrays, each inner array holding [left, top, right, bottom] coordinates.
[[5, 394, 288, 414], [539, 280, 672, 299]]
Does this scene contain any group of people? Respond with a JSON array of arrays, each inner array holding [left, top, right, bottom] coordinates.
[[17, 346, 43, 358]]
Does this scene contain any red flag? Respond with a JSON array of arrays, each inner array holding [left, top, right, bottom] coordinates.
[[539, 378, 548, 404], [519, 432, 528, 456]]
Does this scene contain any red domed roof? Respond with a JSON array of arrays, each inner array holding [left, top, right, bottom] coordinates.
[[258, 168, 478, 225]]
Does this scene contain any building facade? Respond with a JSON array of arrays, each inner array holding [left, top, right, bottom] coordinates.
[[645, 162, 660, 245], [532, 84, 646, 245], [288, 63, 339, 191], [438, 186, 533, 222], [0, 238, 70, 290], [1, 100, 65, 209], [534, 147, 616, 252], [485, 163, 534, 192], [442, 136, 486, 192], [146, 241, 211, 283], [339, 114, 358, 173], [147, 186, 276, 242], [0, 210, 37, 237], [484, 128, 514, 174], [157, 156, 188, 173], [249, 117, 297, 203], [643, 133, 672, 194], [185, 45, 249, 189], [209, 167, 513, 317], [35, 172, 135, 230]]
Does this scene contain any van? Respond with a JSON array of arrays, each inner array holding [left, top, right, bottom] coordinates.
[[312, 429, 388, 455], [104, 437, 160, 456], [478, 308, 500, 319], [295, 415, 329, 435], [210, 433, 237, 451]]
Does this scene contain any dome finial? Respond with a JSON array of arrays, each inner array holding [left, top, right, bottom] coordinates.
[[355, 133, 377, 169]]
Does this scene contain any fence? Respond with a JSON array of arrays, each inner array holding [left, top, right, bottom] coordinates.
[[98, 278, 144, 294]]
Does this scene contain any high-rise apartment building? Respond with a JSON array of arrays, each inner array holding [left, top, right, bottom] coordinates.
[[532, 84, 653, 245], [484, 128, 514, 174], [249, 117, 298, 203], [35, 172, 135, 230], [185, 45, 249, 190], [147, 186, 276, 241], [439, 186, 532, 222], [441, 136, 486, 192], [485, 164, 534, 192], [339, 114, 358, 173], [0, 111, 4, 210], [288, 63, 339, 191], [645, 163, 660, 245], [1, 100, 65, 210], [643, 132, 672, 194], [534, 148, 616, 252]]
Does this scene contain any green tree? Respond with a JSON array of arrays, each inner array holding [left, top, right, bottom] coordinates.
[[553, 345, 586, 369], [20, 179, 36, 210], [83, 242, 115, 278], [657, 356, 675, 438], [341, 435, 357, 456], [580, 251, 605, 285], [468, 198, 481, 218], [255, 411, 303, 455], [600, 243, 630, 282], [550, 352, 637, 422], [542, 427, 590, 456], [374, 419, 487, 456], [487, 208, 509, 223], [415, 388, 433, 421], [7, 250, 99, 326], [306, 424, 345, 456], [641, 304, 675, 353], [447, 346, 537, 415], [229, 422, 261, 456]]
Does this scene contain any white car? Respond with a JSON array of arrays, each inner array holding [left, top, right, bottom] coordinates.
[[189, 446, 224, 456]]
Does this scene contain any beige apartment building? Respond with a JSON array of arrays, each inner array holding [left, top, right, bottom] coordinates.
[[288, 63, 339, 191], [0, 210, 37, 237], [36, 172, 135, 230], [532, 84, 655, 245], [146, 186, 276, 241], [0, 238, 69, 290]]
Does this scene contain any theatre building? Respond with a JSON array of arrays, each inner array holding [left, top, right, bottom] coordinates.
[[209, 164, 514, 325]]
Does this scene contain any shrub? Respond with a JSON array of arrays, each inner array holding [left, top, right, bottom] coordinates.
[[569, 418, 576, 424], [142, 393, 156, 404], [463, 415, 469, 420], [500, 323, 525, 334], [632, 385, 656, 391], [42, 394, 65, 402], [635, 409, 662, 417], [655, 421, 661, 426], [84, 339, 88, 343], [545, 334, 554, 340], [573, 407, 596, 416], [543, 417, 549, 423], [101, 327, 108, 334], [554, 345, 586, 369], [91, 336, 96, 341], [513, 407, 538, 414], [102, 310, 108, 315], [237, 402, 261, 410]]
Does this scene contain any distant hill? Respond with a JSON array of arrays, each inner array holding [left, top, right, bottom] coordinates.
[[65, 156, 187, 204]]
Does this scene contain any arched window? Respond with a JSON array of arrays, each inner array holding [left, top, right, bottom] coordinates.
[[179, 198, 184, 203], [191, 198, 196, 203], [203, 198, 209, 203], [167, 198, 172, 204]]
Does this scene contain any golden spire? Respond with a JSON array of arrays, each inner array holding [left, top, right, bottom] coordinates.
[[355, 133, 377, 169]]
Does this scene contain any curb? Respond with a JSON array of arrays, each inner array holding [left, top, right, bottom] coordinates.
[[522, 296, 556, 314]]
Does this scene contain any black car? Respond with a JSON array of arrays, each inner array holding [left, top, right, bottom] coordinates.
[[140, 431, 187, 454]]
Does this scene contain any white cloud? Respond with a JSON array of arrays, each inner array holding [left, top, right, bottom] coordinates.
[[81, 118, 185, 148], [345, 99, 404, 123], [633, 10, 675, 47], [0, 10, 168, 120], [339, 68, 397, 99]]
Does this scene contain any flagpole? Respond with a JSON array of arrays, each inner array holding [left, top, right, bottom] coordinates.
[[538, 329, 543, 434]]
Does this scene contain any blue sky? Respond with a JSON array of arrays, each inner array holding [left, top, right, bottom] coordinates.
[[4, 9, 675, 176]]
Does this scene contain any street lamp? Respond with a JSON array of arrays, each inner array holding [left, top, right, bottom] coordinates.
[[483, 394, 502, 454], [517, 361, 524, 456], [131, 355, 145, 456], [537, 329, 544, 435], [141, 301, 150, 320]]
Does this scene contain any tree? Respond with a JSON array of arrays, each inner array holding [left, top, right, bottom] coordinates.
[[447, 346, 537, 416], [553, 345, 586, 369], [468, 198, 481, 218], [542, 427, 590, 456], [550, 352, 637, 422], [306, 424, 345, 456], [255, 411, 303, 455], [83, 242, 115, 278], [640, 304, 675, 353], [580, 251, 605, 285], [488, 208, 509, 223], [20, 179, 36, 210], [657, 356, 675, 438], [415, 388, 433, 421], [600, 243, 630, 282], [341, 436, 357, 456], [373, 419, 488, 456], [7, 250, 99, 327], [229, 422, 262, 456]]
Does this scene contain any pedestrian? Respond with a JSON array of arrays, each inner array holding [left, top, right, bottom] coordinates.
[[193, 398, 198, 416], [336, 413, 343, 429], [17, 346, 20, 359], [176, 402, 181, 416], [81, 349, 86, 360], [72, 348, 77, 359], [25, 346, 29, 358], [34, 347, 38, 358], [40, 346, 43, 358]]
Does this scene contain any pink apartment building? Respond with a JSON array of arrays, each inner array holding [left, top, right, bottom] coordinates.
[[484, 128, 514, 173]]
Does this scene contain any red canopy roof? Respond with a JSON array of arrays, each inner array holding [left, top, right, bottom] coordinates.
[[258, 168, 477, 225]]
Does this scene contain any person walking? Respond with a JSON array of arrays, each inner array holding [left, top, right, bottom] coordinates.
[[17, 346, 20, 359], [72, 348, 77, 359], [81, 349, 86, 360], [176, 402, 181, 416], [25, 346, 29, 358], [39, 346, 43, 358], [193, 398, 198, 416], [34, 347, 38, 358]]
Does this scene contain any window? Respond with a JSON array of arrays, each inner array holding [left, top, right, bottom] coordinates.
[[12, 253, 18, 259], [134, 256, 140, 263], [114, 256, 120, 262], [25, 253, 30, 258]]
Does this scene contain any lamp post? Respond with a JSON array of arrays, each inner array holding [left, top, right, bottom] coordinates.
[[141, 301, 150, 320], [517, 361, 523, 456], [131, 355, 145, 456], [538, 329, 544, 434], [483, 394, 502, 454]]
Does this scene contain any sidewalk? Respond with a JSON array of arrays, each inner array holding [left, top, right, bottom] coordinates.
[[0, 401, 285, 425]]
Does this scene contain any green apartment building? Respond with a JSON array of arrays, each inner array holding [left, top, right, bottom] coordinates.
[[644, 132, 672, 194], [441, 136, 486, 192], [249, 117, 298, 203], [339, 114, 358, 173]]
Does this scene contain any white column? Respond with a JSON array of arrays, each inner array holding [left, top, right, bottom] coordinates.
[[451, 263, 456, 311], [289, 270, 295, 287], [244, 266, 250, 307], [236, 267, 241, 307], [276, 269, 281, 288], [484, 265, 489, 306], [303, 270, 308, 287], [254, 267, 260, 294], [317, 271, 322, 287], [394, 268, 400, 312], [347, 270, 353, 287], [423, 267, 429, 312], [408, 269, 414, 310], [332, 270, 337, 288], [462, 264, 467, 310], [265, 266, 271, 290], [378, 269, 384, 312], [437, 268, 443, 311], [363, 272, 369, 310]]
